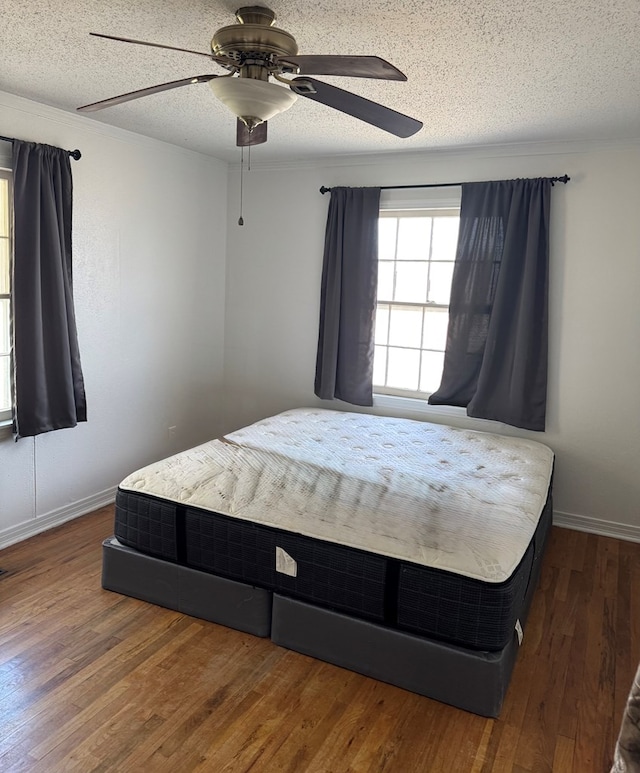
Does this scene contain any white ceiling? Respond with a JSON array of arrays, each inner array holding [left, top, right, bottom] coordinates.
[[1, 0, 639, 163]]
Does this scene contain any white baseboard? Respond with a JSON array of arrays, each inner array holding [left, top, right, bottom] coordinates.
[[554, 510, 640, 543], [0, 486, 117, 550]]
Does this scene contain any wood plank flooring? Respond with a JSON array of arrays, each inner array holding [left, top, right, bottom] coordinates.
[[0, 507, 637, 772]]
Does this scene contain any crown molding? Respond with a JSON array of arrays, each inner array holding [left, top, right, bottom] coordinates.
[[229, 136, 640, 172], [3, 87, 638, 175], [0, 89, 227, 168]]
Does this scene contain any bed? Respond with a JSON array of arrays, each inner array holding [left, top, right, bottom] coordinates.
[[102, 408, 554, 717]]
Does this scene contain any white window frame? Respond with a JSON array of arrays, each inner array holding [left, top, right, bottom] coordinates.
[[373, 187, 461, 402], [0, 166, 13, 425]]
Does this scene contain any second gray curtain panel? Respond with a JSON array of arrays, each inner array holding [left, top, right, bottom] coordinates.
[[429, 178, 551, 431]]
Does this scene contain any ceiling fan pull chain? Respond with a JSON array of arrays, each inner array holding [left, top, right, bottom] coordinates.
[[238, 146, 245, 226]]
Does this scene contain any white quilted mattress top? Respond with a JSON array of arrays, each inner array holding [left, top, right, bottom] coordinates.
[[119, 408, 554, 583]]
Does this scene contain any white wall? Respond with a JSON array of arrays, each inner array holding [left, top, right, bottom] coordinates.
[[0, 91, 228, 546], [1, 93, 638, 546], [224, 141, 640, 537]]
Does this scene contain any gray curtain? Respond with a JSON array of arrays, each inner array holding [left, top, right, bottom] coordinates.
[[12, 141, 87, 439], [429, 178, 550, 431], [314, 186, 381, 406]]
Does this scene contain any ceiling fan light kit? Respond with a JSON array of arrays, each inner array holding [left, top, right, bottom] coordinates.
[[77, 5, 423, 147], [209, 77, 297, 129]]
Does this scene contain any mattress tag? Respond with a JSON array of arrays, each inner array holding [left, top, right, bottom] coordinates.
[[515, 619, 524, 646], [275, 546, 298, 577]]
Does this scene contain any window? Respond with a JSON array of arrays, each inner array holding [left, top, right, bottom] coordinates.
[[373, 197, 460, 399], [0, 168, 12, 423]]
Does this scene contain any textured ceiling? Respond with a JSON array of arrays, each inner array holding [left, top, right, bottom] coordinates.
[[1, 0, 639, 163]]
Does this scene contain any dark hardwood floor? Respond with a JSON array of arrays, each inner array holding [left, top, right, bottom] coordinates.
[[0, 507, 637, 772]]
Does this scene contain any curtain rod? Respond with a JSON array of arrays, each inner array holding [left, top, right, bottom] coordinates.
[[319, 175, 570, 195], [0, 135, 82, 160]]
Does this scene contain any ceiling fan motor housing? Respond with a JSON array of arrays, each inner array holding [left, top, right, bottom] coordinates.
[[211, 5, 298, 74]]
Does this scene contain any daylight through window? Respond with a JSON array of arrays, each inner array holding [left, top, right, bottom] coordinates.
[[373, 207, 460, 398], [0, 169, 12, 422]]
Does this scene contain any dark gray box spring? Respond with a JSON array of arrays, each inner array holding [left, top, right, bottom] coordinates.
[[101, 536, 272, 637]]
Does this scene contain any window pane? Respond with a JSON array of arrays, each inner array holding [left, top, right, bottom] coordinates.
[[0, 299, 9, 354], [376, 208, 459, 399], [377, 261, 394, 301], [0, 239, 9, 295], [432, 217, 459, 261], [373, 345, 387, 386], [387, 347, 420, 391], [396, 218, 431, 261], [388, 305, 422, 348], [0, 355, 9, 412], [378, 218, 397, 260], [394, 262, 428, 303], [0, 179, 8, 238], [422, 308, 449, 351], [420, 350, 445, 394], [428, 262, 454, 304], [375, 304, 389, 345]]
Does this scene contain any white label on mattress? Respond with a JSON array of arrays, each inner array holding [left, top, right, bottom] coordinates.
[[275, 546, 298, 577], [515, 619, 524, 646]]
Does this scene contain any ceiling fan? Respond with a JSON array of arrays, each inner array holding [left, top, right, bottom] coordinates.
[[77, 5, 423, 147]]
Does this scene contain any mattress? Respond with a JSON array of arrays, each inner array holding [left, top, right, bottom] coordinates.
[[115, 408, 554, 650]]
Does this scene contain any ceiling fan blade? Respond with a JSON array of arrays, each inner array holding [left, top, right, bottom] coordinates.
[[278, 55, 406, 81], [236, 120, 268, 147], [290, 78, 422, 138], [77, 74, 220, 112], [89, 33, 234, 67]]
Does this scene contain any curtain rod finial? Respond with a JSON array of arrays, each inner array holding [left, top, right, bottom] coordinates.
[[320, 186, 331, 195], [69, 149, 82, 160]]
